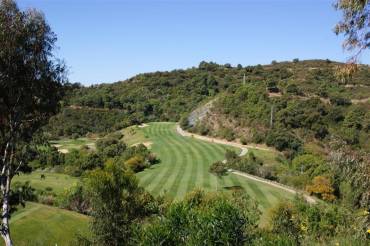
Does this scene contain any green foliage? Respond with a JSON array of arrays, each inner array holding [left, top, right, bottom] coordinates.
[[29, 146, 65, 170], [218, 127, 235, 141], [96, 136, 126, 159], [268, 198, 366, 244], [265, 130, 302, 153], [0, 0, 66, 241], [124, 155, 147, 172], [57, 183, 90, 214], [291, 154, 327, 178], [285, 83, 301, 95], [85, 161, 156, 245], [227, 151, 264, 176], [209, 161, 227, 177], [9, 181, 37, 211], [137, 190, 260, 245], [179, 114, 190, 129]]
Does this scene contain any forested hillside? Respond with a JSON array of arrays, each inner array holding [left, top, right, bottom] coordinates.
[[46, 59, 370, 139]]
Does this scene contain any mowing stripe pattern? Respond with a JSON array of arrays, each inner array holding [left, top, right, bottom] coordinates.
[[136, 123, 294, 212]]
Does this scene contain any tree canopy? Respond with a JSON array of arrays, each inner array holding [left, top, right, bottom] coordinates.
[[0, 0, 65, 244]]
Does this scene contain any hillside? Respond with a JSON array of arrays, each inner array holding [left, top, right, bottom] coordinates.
[[46, 59, 370, 139]]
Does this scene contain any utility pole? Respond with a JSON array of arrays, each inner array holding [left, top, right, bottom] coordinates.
[[270, 104, 274, 128], [243, 73, 246, 85]]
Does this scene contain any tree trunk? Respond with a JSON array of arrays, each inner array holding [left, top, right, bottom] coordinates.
[[1, 178, 12, 246], [1, 140, 13, 246]]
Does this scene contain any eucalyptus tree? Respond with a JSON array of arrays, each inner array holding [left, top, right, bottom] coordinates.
[[0, 0, 65, 245], [335, 0, 370, 60]]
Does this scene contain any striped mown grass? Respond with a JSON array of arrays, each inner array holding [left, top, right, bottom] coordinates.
[[6, 202, 90, 246], [136, 122, 294, 215]]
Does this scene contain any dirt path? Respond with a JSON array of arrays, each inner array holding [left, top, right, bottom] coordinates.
[[176, 124, 317, 204], [231, 170, 317, 204], [176, 125, 269, 153]]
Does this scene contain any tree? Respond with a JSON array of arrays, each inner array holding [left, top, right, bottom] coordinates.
[[335, 0, 370, 60], [209, 161, 227, 178], [0, 1, 65, 245], [209, 161, 228, 191], [85, 161, 155, 245]]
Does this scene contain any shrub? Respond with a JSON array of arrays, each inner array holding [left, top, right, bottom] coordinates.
[[252, 130, 265, 144], [125, 155, 147, 172], [269, 203, 300, 243], [225, 149, 238, 162], [179, 115, 190, 129], [11, 181, 37, 204], [240, 136, 248, 145], [329, 96, 351, 106], [265, 130, 302, 152], [138, 190, 260, 245], [209, 161, 228, 177], [57, 183, 90, 214], [306, 176, 336, 201], [285, 84, 301, 95], [219, 127, 235, 141]]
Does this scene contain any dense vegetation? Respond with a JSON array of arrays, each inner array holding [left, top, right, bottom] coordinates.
[[11, 132, 157, 210], [46, 59, 370, 139]]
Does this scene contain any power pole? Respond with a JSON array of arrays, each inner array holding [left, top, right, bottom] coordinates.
[[270, 104, 274, 128]]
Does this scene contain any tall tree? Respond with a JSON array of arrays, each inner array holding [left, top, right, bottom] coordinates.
[[0, 0, 65, 245]]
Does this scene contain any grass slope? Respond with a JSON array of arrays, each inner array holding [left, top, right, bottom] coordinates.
[[4, 202, 89, 246], [136, 123, 294, 214], [13, 171, 79, 195]]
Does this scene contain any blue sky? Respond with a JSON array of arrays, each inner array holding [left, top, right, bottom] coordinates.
[[18, 0, 370, 85]]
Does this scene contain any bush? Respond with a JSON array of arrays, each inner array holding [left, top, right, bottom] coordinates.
[[138, 190, 260, 245], [226, 151, 264, 176], [125, 155, 147, 172], [265, 130, 302, 152], [225, 149, 238, 162], [240, 136, 248, 145], [252, 130, 265, 144], [209, 161, 228, 177], [179, 115, 190, 129], [306, 176, 336, 201], [285, 84, 301, 95], [329, 96, 351, 106], [11, 181, 37, 205], [57, 183, 90, 214], [219, 127, 235, 141]]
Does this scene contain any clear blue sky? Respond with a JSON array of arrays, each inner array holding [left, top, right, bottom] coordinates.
[[18, 0, 370, 85]]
